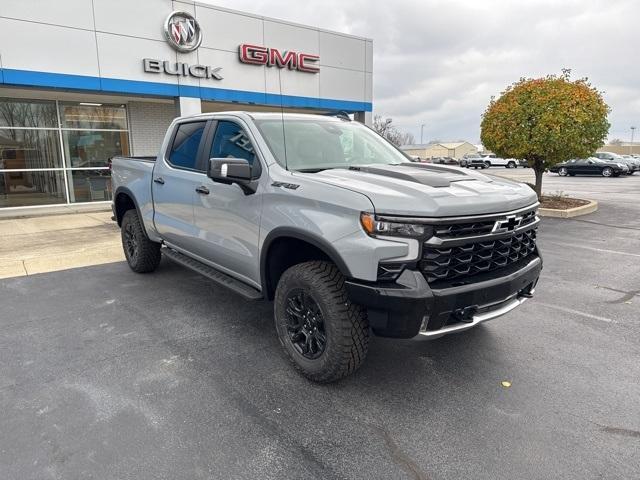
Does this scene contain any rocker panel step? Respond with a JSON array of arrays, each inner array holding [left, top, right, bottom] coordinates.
[[162, 248, 263, 300]]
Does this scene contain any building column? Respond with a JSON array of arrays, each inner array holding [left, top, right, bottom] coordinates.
[[175, 97, 202, 117], [355, 111, 372, 127]]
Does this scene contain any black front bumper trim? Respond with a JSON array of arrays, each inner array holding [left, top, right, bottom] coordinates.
[[345, 255, 542, 339]]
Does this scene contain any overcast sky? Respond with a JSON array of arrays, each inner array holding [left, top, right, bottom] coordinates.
[[206, 0, 638, 144]]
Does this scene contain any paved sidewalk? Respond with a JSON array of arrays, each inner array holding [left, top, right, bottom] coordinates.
[[0, 211, 123, 279]]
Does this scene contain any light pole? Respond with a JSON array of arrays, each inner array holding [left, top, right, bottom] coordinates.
[[420, 124, 425, 144], [631, 126, 636, 155]]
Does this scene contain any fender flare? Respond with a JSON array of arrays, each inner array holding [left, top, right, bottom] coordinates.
[[260, 227, 353, 298], [113, 186, 143, 227]]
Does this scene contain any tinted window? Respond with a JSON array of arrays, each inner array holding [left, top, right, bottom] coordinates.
[[0, 99, 57, 128], [169, 122, 206, 170], [60, 103, 127, 129], [210, 121, 256, 165]]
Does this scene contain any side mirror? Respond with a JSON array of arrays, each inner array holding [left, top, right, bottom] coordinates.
[[207, 158, 257, 194]]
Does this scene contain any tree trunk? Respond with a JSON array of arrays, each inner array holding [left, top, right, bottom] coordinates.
[[533, 160, 544, 200]]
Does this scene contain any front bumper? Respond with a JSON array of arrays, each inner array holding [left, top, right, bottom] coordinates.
[[345, 254, 542, 339]]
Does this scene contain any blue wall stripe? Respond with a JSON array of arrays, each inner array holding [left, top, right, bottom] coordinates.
[[0, 68, 372, 112], [3, 69, 101, 91]]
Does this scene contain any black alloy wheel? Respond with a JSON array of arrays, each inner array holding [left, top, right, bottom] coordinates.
[[123, 221, 139, 263], [120, 209, 161, 273], [274, 261, 369, 382], [284, 289, 327, 359]]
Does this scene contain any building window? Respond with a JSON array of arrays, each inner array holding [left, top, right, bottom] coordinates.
[[0, 98, 130, 208], [0, 129, 62, 169], [0, 99, 58, 128], [62, 130, 129, 169], [67, 169, 112, 203], [60, 103, 128, 130], [0, 170, 66, 208]]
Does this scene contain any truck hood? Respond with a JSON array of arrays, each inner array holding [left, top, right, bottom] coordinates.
[[295, 163, 537, 216]]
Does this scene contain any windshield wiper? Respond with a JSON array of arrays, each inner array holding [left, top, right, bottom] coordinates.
[[294, 167, 332, 173], [295, 166, 353, 173]]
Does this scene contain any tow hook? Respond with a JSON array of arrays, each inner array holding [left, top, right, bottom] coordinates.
[[518, 287, 535, 299], [452, 305, 478, 324]]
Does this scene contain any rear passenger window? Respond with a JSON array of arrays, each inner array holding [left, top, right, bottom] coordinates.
[[210, 121, 256, 165], [169, 121, 206, 170]]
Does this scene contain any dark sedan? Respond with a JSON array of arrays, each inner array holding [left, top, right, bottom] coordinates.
[[550, 158, 626, 177]]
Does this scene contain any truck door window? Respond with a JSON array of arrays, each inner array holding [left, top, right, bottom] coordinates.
[[210, 121, 256, 165], [168, 121, 206, 170]]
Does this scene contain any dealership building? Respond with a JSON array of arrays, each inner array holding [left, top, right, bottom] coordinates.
[[0, 0, 373, 211]]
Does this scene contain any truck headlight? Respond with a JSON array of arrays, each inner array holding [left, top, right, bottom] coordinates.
[[360, 212, 433, 239]]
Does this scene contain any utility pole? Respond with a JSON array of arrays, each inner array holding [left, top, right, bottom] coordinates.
[[631, 126, 636, 155], [420, 124, 425, 144]]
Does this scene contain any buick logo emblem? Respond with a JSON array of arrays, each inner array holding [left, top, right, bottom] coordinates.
[[164, 11, 202, 52]]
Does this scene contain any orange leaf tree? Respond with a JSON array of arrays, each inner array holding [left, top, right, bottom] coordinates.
[[480, 71, 610, 199]]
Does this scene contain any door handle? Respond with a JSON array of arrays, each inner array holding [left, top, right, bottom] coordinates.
[[195, 186, 210, 195], [153, 177, 165, 185]]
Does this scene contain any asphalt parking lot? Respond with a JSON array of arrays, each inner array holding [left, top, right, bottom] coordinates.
[[1, 173, 639, 480]]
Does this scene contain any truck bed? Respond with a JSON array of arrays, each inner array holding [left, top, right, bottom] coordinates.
[[111, 156, 157, 235]]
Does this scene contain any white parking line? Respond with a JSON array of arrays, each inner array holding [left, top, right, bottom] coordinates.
[[543, 241, 640, 258], [535, 302, 615, 323]]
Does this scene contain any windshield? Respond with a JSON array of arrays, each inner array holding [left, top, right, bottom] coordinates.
[[254, 118, 411, 171]]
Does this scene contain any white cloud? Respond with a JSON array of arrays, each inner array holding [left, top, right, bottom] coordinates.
[[202, 0, 639, 142]]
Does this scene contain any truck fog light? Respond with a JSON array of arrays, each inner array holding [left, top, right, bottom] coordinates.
[[419, 315, 429, 332], [376, 263, 406, 281]]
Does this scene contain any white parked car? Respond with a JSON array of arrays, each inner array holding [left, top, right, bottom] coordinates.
[[480, 154, 519, 168], [468, 154, 519, 169]]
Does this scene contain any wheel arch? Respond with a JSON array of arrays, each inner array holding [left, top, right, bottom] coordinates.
[[114, 187, 142, 227], [260, 228, 352, 301]]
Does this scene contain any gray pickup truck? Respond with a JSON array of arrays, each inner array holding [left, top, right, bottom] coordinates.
[[111, 112, 542, 382]]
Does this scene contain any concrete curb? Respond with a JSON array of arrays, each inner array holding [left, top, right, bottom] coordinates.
[[539, 200, 598, 218], [0, 203, 111, 220]]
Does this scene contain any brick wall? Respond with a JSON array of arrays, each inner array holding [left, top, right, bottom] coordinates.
[[128, 101, 176, 156]]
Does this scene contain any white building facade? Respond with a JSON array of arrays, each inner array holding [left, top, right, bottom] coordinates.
[[0, 0, 373, 210]]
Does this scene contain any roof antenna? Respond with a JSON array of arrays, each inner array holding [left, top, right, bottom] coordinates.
[[277, 68, 289, 171]]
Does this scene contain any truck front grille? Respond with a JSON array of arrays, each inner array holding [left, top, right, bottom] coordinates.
[[420, 207, 539, 284], [434, 209, 537, 239]]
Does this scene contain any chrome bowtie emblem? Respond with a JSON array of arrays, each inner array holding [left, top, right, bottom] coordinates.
[[492, 215, 523, 233]]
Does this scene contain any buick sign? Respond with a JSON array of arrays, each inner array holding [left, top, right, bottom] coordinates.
[[164, 11, 202, 52], [143, 59, 223, 80]]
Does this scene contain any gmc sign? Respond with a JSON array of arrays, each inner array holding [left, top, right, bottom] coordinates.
[[239, 44, 320, 73]]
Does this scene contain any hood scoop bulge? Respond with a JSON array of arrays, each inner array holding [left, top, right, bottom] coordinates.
[[346, 163, 476, 188]]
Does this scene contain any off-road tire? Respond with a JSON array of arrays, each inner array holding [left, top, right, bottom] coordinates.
[[507, 161, 516, 168], [274, 261, 369, 383], [121, 209, 161, 273]]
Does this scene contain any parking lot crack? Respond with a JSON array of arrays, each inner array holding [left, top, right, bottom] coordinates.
[[562, 217, 640, 232], [368, 423, 430, 480], [564, 411, 640, 440], [600, 425, 640, 439], [596, 285, 640, 304]]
